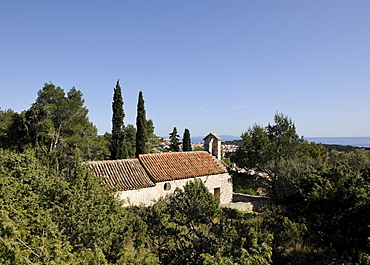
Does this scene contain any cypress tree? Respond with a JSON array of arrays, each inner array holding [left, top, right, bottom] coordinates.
[[135, 91, 147, 157], [110, 80, 126, 159], [182, 128, 192, 151], [169, 127, 180, 152]]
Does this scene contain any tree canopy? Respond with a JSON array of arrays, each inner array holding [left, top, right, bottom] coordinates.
[[0, 149, 157, 264], [233, 113, 302, 172], [231, 113, 370, 264], [232, 113, 327, 201], [1, 82, 369, 264], [142, 179, 273, 264], [1, 83, 109, 173]]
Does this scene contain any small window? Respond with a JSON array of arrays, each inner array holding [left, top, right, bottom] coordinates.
[[214, 187, 221, 201], [164, 182, 171, 191]]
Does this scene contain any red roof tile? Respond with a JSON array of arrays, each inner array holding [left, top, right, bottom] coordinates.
[[86, 159, 155, 191], [139, 151, 226, 182]]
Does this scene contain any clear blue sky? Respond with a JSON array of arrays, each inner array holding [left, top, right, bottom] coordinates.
[[1, 1, 369, 138]]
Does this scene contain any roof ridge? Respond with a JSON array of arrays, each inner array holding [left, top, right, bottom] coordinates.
[[86, 158, 139, 164], [138, 150, 208, 157]]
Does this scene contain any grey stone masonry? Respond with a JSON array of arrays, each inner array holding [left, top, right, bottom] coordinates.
[[204, 132, 222, 160], [231, 193, 272, 211]]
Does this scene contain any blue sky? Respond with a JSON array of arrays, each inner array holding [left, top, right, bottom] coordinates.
[[1, 1, 369, 138]]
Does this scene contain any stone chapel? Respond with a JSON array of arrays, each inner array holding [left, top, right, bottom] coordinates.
[[86, 133, 233, 206]]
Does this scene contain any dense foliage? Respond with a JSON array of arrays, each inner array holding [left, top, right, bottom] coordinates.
[[232, 113, 327, 202], [1, 82, 369, 264], [223, 140, 370, 153], [132, 179, 273, 265], [3, 144, 368, 264], [231, 113, 370, 264], [123, 124, 137, 158], [0, 148, 273, 264], [0, 83, 109, 173], [322, 143, 370, 152], [0, 149, 156, 264], [146, 119, 158, 153], [0, 83, 154, 162]]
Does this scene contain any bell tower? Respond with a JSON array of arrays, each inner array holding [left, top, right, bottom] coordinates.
[[203, 132, 222, 160]]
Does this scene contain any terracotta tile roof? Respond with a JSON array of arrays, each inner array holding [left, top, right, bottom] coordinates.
[[139, 151, 227, 182], [86, 159, 155, 191]]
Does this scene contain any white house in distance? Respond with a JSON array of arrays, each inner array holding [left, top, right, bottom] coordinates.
[[86, 133, 233, 206]]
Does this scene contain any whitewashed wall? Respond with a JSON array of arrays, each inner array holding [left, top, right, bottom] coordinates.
[[116, 173, 233, 206]]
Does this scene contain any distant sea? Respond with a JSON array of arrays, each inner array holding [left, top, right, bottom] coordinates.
[[191, 136, 370, 148], [305, 137, 370, 147]]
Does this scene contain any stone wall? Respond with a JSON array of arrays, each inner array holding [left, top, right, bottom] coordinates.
[[116, 173, 233, 206], [204, 134, 221, 159], [232, 193, 272, 211]]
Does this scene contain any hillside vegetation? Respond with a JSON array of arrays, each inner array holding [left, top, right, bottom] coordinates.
[[0, 85, 369, 264]]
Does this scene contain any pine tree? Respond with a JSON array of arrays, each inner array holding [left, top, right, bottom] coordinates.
[[182, 128, 192, 151], [169, 127, 180, 152], [135, 91, 147, 157], [110, 80, 126, 159], [19, 82, 106, 168]]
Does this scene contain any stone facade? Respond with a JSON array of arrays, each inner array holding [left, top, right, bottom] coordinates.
[[117, 173, 233, 206], [203, 132, 222, 160], [87, 149, 233, 207]]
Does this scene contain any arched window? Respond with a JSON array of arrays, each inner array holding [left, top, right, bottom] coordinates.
[[163, 182, 171, 191]]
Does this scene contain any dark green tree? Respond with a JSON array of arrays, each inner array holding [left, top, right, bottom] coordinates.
[[146, 119, 155, 140], [135, 91, 147, 157], [260, 153, 370, 264], [110, 80, 127, 159], [23, 83, 66, 154], [169, 127, 180, 152], [4, 111, 30, 152], [232, 113, 302, 173], [0, 150, 75, 263], [124, 124, 137, 158], [146, 119, 158, 153], [4, 83, 109, 172], [143, 179, 272, 264], [0, 149, 158, 264], [182, 128, 192, 151], [231, 113, 326, 201], [0, 109, 16, 149]]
